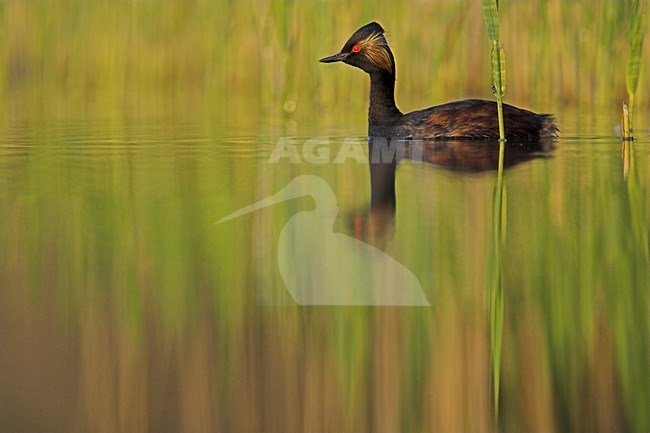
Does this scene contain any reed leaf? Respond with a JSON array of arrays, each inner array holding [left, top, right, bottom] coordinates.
[[499, 46, 506, 95], [483, 0, 500, 41], [626, 0, 646, 97], [491, 44, 507, 97]]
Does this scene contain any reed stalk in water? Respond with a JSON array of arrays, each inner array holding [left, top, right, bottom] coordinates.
[[482, 0, 507, 422], [622, 103, 631, 142], [485, 177, 506, 421]]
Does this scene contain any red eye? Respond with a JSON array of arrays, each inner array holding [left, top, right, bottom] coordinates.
[[352, 45, 361, 53]]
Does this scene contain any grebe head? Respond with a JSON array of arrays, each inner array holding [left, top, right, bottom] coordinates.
[[319, 22, 395, 75]]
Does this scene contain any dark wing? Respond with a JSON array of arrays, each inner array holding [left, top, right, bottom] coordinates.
[[402, 99, 557, 141]]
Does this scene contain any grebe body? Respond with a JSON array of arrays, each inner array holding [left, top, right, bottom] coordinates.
[[320, 22, 557, 141]]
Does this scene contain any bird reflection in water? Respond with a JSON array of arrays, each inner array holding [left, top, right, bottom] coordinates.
[[352, 138, 554, 242]]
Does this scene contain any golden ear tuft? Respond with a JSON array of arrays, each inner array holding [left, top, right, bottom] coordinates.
[[357, 32, 393, 73]]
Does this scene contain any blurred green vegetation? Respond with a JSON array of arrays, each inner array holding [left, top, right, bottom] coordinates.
[[0, 1, 649, 432], [1, 0, 648, 125]]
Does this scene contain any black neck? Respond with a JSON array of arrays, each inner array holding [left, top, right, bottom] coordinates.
[[368, 71, 402, 128]]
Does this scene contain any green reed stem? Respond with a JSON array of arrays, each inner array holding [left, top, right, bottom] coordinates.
[[621, 4, 649, 422], [491, 41, 506, 142], [488, 174, 506, 421], [483, 0, 507, 421], [484, 0, 506, 142]]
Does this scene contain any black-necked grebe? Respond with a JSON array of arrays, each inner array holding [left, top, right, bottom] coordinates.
[[320, 22, 558, 141]]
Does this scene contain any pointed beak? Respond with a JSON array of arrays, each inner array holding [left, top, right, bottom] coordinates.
[[319, 52, 348, 63], [216, 191, 288, 224], [216, 178, 309, 224]]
